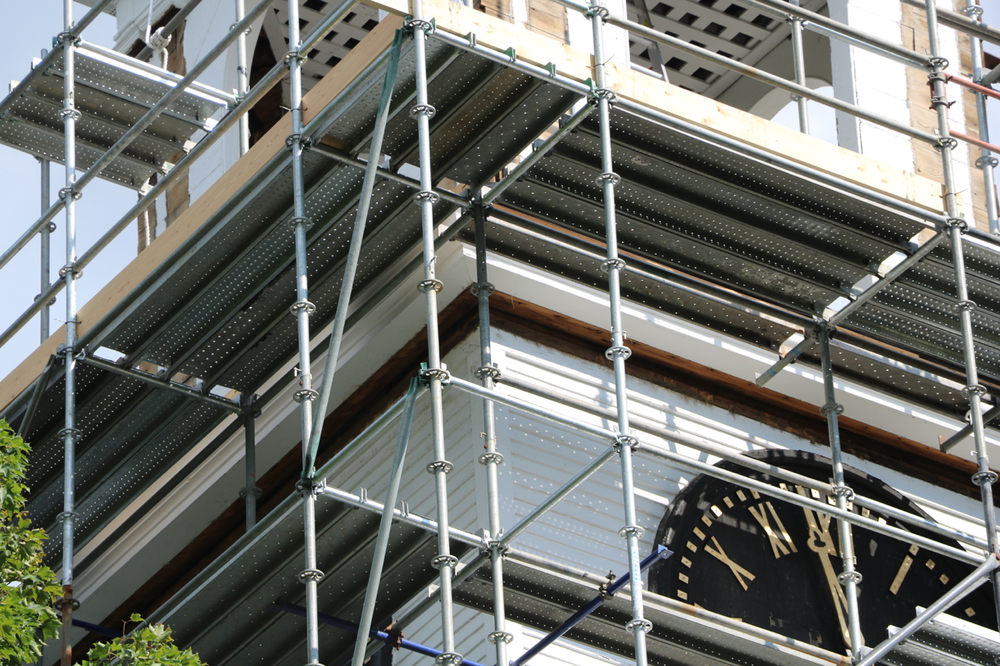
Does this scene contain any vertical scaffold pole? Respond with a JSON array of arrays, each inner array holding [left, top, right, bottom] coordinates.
[[925, 0, 1000, 630], [235, 0, 250, 156], [57, 1, 81, 663], [818, 325, 862, 659], [961, 1, 998, 235], [472, 200, 511, 666], [788, 0, 809, 135], [587, 5, 651, 664], [241, 393, 260, 529], [39, 157, 52, 342], [407, 6, 461, 663], [286, 0, 323, 662]]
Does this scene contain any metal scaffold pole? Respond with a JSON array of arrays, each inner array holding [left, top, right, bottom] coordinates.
[[235, 0, 250, 155], [586, 4, 651, 664], [286, 0, 323, 662], [961, 1, 999, 235], [57, 0, 81, 662], [472, 199, 512, 666], [241, 393, 260, 529], [818, 325, 862, 659], [924, 0, 1000, 631], [39, 158, 52, 342], [350, 379, 420, 666], [304, 28, 404, 478], [408, 3, 461, 661], [788, 0, 809, 134]]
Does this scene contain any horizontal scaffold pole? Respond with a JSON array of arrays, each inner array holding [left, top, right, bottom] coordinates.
[[511, 546, 673, 666], [270, 602, 490, 666]]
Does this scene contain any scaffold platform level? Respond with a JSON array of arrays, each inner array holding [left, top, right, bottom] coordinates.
[[886, 611, 1000, 666], [0, 41, 233, 189]]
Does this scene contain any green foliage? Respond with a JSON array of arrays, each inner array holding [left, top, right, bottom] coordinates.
[[79, 614, 207, 666], [0, 420, 61, 664], [0, 421, 205, 665]]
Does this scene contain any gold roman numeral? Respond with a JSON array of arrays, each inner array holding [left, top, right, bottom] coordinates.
[[705, 536, 756, 590], [748, 501, 798, 559]]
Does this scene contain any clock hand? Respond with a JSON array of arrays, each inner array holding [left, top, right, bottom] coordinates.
[[807, 525, 852, 647], [799, 492, 864, 649]]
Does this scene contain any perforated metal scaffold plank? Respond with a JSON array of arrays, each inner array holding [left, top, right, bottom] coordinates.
[[0, 41, 233, 188]]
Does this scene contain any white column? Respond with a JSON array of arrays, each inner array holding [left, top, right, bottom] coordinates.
[[828, 0, 913, 173]]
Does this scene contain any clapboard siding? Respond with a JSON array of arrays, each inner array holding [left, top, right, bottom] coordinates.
[[493, 329, 821, 579], [328, 327, 988, 666]]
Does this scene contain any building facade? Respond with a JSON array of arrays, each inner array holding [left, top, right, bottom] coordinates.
[[1, 0, 1000, 665]]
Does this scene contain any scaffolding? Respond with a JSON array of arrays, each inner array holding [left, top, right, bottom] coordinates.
[[4, 0, 1000, 664]]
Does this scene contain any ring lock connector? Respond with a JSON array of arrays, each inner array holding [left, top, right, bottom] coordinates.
[[475, 364, 501, 381], [819, 401, 844, 416], [613, 433, 639, 452], [626, 618, 653, 635], [293, 388, 319, 403], [426, 459, 454, 474], [431, 554, 459, 570], [298, 568, 326, 583], [470, 281, 495, 297], [419, 363, 450, 386], [479, 451, 504, 465], [973, 470, 998, 487], [418, 279, 444, 293], [837, 570, 863, 586]]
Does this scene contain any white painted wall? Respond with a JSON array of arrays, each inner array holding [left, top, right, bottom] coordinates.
[[828, 0, 913, 172]]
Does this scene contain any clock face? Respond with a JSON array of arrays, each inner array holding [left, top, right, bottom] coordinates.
[[650, 450, 996, 655]]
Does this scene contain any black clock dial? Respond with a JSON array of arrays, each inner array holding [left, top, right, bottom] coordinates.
[[650, 450, 996, 655]]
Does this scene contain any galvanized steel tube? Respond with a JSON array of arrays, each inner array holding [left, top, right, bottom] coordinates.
[[349, 378, 419, 666], [305, 29, 404, 478], [286, 0, 322, 662], [820, 326, 862, 658], [472, 200, 511, 665], [409, 0, 460, 655], [59, 1, 79, 662], [235, 0, 250, 156], [789, 0, 809, 135], [962, 2, 999, 235], [587, 4, 650, 663], [925, 0, 1000, 631], [40, 158, 51, 342]]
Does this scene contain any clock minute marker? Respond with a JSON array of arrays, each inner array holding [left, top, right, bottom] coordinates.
[[705, 535, 756, 591], [890, 544, 920, 595], [889, 553, 914, 595]]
